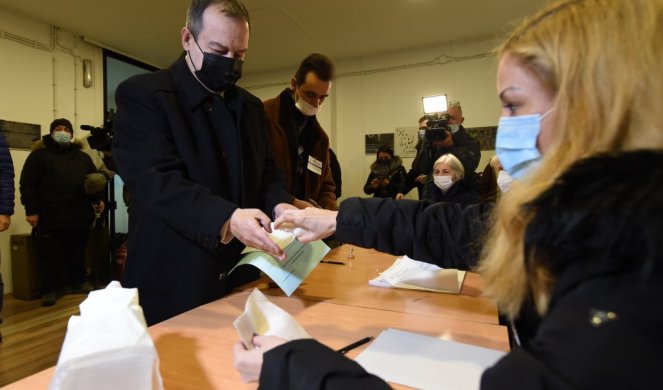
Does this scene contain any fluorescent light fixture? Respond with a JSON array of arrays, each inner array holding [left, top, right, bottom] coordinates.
[[422, 94, 448, 114]]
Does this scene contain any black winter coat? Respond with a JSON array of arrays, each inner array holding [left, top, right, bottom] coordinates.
[[20, 137, 97, 230], [113, 55, 292, 325], [0, 131, 14, 216], [336, 197, 491, 270], [424, 178, 480, 208], [363, 157, 407, 199]]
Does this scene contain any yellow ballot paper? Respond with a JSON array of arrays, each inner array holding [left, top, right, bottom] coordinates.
[[230, 226, 330, 296]]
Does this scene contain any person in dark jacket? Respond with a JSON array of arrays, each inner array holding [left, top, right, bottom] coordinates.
[[263, 53, 337, 210], [235, 0, 663, 387], [20, 119, 104, 306], [363, 145, 407, 199], [328, 148, 342, 198], [400, 101, 481, 200], [425, 153, 479, 208], [0, 130, 14, 335], [236, 150, 663, 389], [112, 0, 294, 325]]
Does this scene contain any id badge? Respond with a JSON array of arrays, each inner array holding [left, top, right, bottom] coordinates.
[[307, 155, 323, 175]]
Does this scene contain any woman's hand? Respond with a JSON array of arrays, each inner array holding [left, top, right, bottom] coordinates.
[[233, 335, 288, 382], [274, 208, 338, 242]]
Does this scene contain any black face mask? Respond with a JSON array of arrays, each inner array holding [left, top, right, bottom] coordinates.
[[189, 34, 243, 92]]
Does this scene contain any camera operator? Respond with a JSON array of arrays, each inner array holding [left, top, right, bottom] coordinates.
[[398, 100, 481, 199]]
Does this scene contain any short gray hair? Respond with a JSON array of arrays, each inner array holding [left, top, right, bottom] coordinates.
[[448, 100, 462, 116], [434, 153, 465, 180]]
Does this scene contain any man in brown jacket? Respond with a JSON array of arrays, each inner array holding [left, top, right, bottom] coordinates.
[[263, 53, 337, 210]]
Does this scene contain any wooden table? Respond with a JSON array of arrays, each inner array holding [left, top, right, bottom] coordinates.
[[5, 246, 508, 389], [5, 291, 508, 390], [247, 245, 500, 325]]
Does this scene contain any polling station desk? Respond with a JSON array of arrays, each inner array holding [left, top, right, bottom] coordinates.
[[5, 246, 508, 389], [245, 244, 500, 325], [5, 290, 508, 390]]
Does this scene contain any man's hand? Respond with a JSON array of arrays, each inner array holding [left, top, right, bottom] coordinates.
[[26, 214, 39, 228], [274, 208, 338, 242], [0, 214, 10, 232], [395, 193, 405, 200], [233, 335, 287, 383], [292, 198, 315, 210], [228, 208, 285, 261], [274, 202, 299, 218]]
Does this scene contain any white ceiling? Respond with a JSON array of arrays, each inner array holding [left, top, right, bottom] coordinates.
[[0, 0, 551, 75]]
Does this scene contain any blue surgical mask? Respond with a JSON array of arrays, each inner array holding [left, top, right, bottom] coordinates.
[[52, 131, 72, 144], [495, 108, 554, 179], [448, 124, 460, 134]]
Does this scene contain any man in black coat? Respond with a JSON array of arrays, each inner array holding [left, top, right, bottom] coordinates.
[[113, 0, 294, 325], [20, 119, 103, 306]]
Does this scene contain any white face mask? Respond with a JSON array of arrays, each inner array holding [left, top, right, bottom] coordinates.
[[433, 175, 454, 192], [497, 170, 513, 193], [294, 91, 321, 116]]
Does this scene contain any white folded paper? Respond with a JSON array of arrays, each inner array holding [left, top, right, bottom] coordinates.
[[49, 281, 163, 390], [356, 328, 506, 390], [233, 288, 311, 349], [369, 255, 466, 294]]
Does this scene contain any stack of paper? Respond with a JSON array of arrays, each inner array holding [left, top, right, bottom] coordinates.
[[369, 256, 466, 294], [356, 328, 506, 390]]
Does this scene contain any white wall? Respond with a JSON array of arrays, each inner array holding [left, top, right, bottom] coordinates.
[[242, 38, 501, 202], [0, 7, 104, 294]]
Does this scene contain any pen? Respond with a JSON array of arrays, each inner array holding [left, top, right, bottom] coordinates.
[[320, 260, 346, 265], [337, 336, 374, 355]]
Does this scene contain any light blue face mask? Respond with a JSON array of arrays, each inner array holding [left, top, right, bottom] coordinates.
[[495, 108, 554, 179], [52, 130, 72, 144], [448, 124, 460, 134]]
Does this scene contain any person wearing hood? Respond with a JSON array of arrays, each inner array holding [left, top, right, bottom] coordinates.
[[19, 118, 105, 306], [363, 145, 407, 199], [425, 153, 479, 208]]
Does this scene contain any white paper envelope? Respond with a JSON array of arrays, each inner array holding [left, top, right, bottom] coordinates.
[[49, 281, 163, 390]]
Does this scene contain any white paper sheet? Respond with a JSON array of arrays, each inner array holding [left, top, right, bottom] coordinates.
[[355, 328, 505, 390], [369, 256, 466, 294], [232, 226, 330, 295], [355, 329, 504, 390], [233, 288, 311, 348]]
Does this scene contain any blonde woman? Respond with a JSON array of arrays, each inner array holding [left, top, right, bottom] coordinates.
[[235, 0, 663, 387]]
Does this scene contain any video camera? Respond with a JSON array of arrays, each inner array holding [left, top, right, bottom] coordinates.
[[424, 113, 451, 142], [421, 94, 450, 142], [81, 109, 115, 152]]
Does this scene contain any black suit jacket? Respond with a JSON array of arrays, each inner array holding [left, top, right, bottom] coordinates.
[[113, 55, 291, 324]]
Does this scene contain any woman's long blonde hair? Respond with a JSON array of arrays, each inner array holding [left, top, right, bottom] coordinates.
[[478, 0, 663, 316]]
